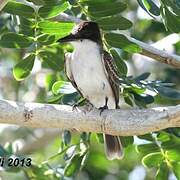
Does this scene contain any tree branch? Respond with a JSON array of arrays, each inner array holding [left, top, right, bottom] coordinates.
[[128, 36, 180, 68], [0, 99, 179, 136], [56, 13, 180, 68], [0, 0, 8, 11]]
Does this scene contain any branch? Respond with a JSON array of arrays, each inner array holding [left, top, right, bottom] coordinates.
[[0, 99, 179, 136], [0, 0, 8, 11], [128, 36, 180, 68], [56, 13, 180, 68]]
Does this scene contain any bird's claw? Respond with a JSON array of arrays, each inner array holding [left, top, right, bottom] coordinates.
[[72, 103, 79, 111], [99, 97, 108, 115], [72, 101, 94, 113], [72, 98, 86, 111], [99, 105, 108, 115]]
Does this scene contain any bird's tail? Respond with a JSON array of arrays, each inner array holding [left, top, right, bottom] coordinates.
[[104, 134, 123, 160]]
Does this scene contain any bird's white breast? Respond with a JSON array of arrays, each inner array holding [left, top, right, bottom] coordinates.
[[70, 40, 115, 108]]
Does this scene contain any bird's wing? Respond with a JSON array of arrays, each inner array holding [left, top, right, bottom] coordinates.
[[102, 50, 120, 108], [64, 52, 83, 97]]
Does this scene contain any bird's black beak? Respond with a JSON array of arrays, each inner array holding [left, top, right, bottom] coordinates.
[[58, 33, 77, 43]]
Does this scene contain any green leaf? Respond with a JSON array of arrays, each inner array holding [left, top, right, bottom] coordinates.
[[37, 34, 56, 45], [134, 72, 150, 81], [64, 146, 77, 161], [133, 93, 154, 104], [39, 1, 70, 19], [13, 54, 35, 81], [46, 94, 62, 103], [62, 130, 71, 146], [156, 162, 169, 180], [110, 49, 127, 75], [156, 132, 170, 142], [64, 153, 83, 177], [39, 46, 64, 71], [84, 1, 127, 17], [124, 95, 134, 106], [3, 1, 35, 18], [161, 0, 180, 16], [0, 33, 33, 48], [26, 0, 45, 5], [161, 136, 180, 150], [81, 132, 90, 142], [4, 143, 13, 155], [105, 33, 142, 53], [166, 128, 180, 138], [61, 93, 78, 105], [137, 0, 160, 17], [138, 134, 153, 141], [43, 0, 60, 5], [0, 145, 10, 156], [158, 82, 175, 87], [161, 6, 180, 33], [97, 16, 132, 31], [38, 21, 74, 37], [171, 162, 180, 179], [136, 143, 160, 155], [155, 86, 180, 100], [45, 73, 57, 91], [121, 136, 134, 147], [130, 84, 146, 94], [96, 133, 104, 144], [19, 17, 35, 36], [176, 0, 180, 8], [52, 81, 77, 95], [145, 0, 160, 16], [166, 150, 180, 161], [79, 0, 115, 3], [142, 152, 164, 168], [26, 164, 52, 179]]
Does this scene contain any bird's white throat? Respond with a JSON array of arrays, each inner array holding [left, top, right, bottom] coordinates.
[[71, 39, 100, 52]]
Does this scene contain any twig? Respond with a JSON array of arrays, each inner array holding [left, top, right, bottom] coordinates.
[[128, 36, 180, 68]]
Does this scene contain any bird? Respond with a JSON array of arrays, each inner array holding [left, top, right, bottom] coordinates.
[[58, 21, 123, 160]]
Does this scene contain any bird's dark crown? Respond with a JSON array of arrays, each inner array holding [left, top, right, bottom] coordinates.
[[58, 21, 102, 45]]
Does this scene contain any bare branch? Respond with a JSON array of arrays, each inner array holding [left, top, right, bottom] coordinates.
[[128, 36, 180, 68], [0, 100, 179, 136], [56, 13, 180, 68]]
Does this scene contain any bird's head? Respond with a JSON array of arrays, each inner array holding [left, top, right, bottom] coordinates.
[[58, 21, 102, 47]]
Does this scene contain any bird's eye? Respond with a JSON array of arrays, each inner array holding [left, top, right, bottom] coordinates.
[[80, 39, 83, 42]]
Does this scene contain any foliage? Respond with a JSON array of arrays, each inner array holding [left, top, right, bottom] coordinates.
[[0, 0, 179, 179], [137, 0, 180, 33]]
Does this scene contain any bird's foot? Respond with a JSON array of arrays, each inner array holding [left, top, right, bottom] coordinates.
[[72, 103, 79, 111], [99, 97, 108, 115], [72, 98, 86, 111], [99, 105, 108, 115], [72, 100, 94, 114], [85, 103, 94, 112], [80, 102, 94, 114]]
